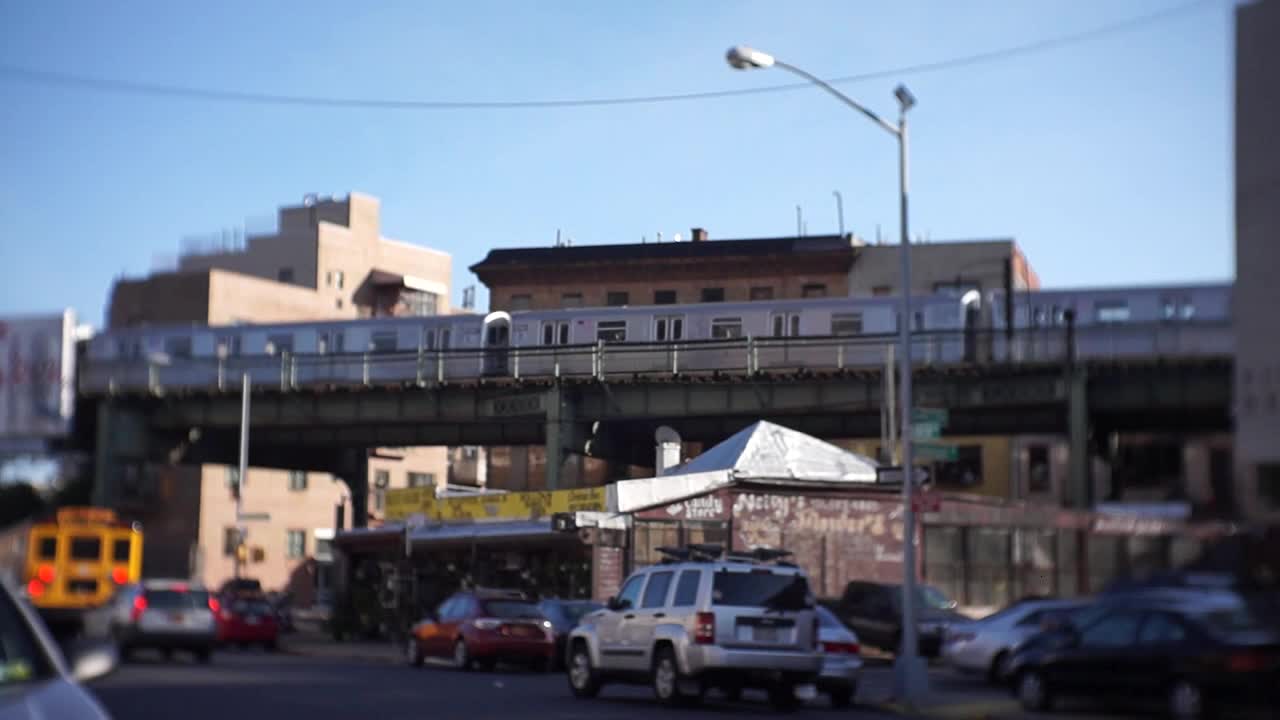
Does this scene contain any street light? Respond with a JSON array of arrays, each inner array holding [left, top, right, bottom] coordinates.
[[726, 45, 927, 702]]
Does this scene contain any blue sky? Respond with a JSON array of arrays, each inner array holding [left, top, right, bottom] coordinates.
[[0, 0, 1234, 326]]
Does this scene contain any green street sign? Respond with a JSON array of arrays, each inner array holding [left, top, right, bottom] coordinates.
[[915, 443, 958, 462], [912, 407, 949, 426], [911, 421, 941, 441]]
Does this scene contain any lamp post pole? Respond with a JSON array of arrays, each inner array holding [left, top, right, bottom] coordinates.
[[234, 372, 249, 579], [725, 45, 927, 702]]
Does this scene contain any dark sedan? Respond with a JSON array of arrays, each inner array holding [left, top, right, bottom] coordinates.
[[536, 598, 603, 666], [1006, 590, 1280, 719]]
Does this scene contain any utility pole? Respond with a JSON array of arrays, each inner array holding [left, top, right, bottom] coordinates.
[[234, 372, 249, 578]]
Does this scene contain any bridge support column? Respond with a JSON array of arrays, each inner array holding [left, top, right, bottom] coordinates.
[[544, 385, 571, 490], [91, 401, 150, 508], [1067, 368, 1091, 509], [339, 449, 370, 528]]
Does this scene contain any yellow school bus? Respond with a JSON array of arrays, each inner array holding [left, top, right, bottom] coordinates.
[[24, 507, 143, 617]]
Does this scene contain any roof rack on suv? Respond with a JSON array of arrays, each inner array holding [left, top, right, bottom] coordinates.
[[726, 547, 795, 564], [656, 544, 795, 565]]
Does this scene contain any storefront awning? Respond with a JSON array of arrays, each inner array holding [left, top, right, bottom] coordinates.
[[406, 519, 575, 549]]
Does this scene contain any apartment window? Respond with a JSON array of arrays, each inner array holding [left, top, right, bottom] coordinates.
[[223, 527, 239, 557], [710, 317, 743, 339], [654, 290, 677, 305], [374, 488, 386, 512], [407, 472, 434, 489], [606, 291, 630, 307], [277, 267, 294, 283], [370, 331, 397, 353], [509, 294, 532, 311], [1095, 301, 1131, 324], [266, 333, 294, 355], [701, 287, 725, 303], [596, 321, 627, 343], [749, 286, 774, 301], [335, 298, 343, 309], [334, 270, 345, 290], [286, 530, 306, 559], [374, 469, 390, 490], [288, 470, 307, 492], [164, 337, 192, 358], [402, 290, 438, 317], [315, 538, 334, 562], [1028, 445, 1051, 493], [872, 285, 893, 297], [831, 313, 863, 336], [802, 283, 828, 298], [561, 293, 583, 308]]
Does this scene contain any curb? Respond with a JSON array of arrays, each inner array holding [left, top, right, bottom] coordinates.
[[867, 698, 1022, 719], [280, 642, 405, 666]]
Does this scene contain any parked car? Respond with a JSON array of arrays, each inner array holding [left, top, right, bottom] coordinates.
[[408, 589, 554, 672], [829, 581, 963, 657], [942, 598, 1087, 682], [109, 580, 218, 662], [814, 605, 863, 708], [537, 598, 604, 667], [216, 596, 280, 650], [0, 577, 115, 719], [1006, 589, 1280, 719], [565, 545, 822, 710]]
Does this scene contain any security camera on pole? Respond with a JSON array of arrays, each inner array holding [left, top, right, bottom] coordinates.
[[726, 45, 929, 704]]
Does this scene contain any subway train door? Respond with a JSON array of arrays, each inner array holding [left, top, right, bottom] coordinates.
[[482, 312, 511, 376]]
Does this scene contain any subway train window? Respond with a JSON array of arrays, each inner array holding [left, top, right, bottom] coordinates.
[[832, 313, 863, 336], [596, 321, 626, 343], [711, 317, 743, 339], [1095, 301, 1131, 323]]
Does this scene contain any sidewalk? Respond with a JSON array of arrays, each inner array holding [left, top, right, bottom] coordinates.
[[282, 625, 405, 666]]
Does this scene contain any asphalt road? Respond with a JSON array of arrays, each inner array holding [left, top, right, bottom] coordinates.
[[87, 649, 1116, 720]]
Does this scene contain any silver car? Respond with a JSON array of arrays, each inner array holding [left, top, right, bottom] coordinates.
[[941, 598, 1085, 682], [815, 605, 862, 708], [109, 580, 217, 662], [0, 578, 115, 719], [566, 545, 822, 710]]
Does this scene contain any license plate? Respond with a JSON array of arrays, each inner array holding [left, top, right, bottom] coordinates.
[[754, 627, 780, 642], [794, 684, 818, 702], [170, 613, 184, 622], [247, 616, 260, 625]]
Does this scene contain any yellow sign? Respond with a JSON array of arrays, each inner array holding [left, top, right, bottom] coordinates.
[[384, 486, 606, 523]]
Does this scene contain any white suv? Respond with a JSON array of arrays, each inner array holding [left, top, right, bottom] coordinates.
[[565, 545, 822, 710]]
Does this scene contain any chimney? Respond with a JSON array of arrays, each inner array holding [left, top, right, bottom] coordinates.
[[691, 227, 708, 242]]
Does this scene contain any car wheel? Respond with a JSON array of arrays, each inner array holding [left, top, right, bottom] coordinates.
[[723, 684, 743, 702], [196, 649, 212, 664], [768, 683, 801, 712], [406, 637, 424, 667], [1017, 670, 1051, 712], [652, 647, 698, 706], [566, 641, 601, 699], [988, 651, 1010, 684], [1169, 679, 1204, 720], [829, 683, 855, 709], [452, 639, 471, 671]]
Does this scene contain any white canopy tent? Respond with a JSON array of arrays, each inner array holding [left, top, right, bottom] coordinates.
[[612, 420, 880, 514]]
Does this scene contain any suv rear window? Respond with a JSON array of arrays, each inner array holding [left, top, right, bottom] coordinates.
[[712, 571, 812, 610], [146, 589, 208, 610]]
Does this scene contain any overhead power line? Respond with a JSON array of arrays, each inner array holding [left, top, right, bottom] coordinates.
[[0, 0, 1211, 111]]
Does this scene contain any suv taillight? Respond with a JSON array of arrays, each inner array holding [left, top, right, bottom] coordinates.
[[130, 595, 147, 622], [694, 612, 715, 644]]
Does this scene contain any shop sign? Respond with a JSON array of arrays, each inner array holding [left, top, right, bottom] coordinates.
[[384, 486, 606, 522], [636, 490, 730, 522]]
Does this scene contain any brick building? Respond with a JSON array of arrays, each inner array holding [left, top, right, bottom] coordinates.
[[107, 193, 452, 604]]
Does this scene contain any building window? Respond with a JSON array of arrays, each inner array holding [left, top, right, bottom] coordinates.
[[606, 291, 629, 307], [710, 317, 743, 339], [1095, 301, 1131, 323], [831, 313, 863, 336], [407, 472, 434, 489], [749, 286, 774, 301], [315, 538, 333, 562], [872, 285, 893, 296], [334, 270, 345, 290], [701, 288, 725, 303], [335, 298, 344, 310], [509, 294, 532, 311], [286, 530, 306, 559], [223, 527, 239, 557], [374, 489, 385, 512], [596, 321, 627, 343], [288, 470, 307, 492], [1028, 445, 1051, 493], [370, 331, 398, 353], [561, 293, 583, 308], [374, 470, 390, 489], [802, 283, 827, 298], [401, 290, 439, 316], [278, 268, 294, 283], [654, 290, 677, 305]]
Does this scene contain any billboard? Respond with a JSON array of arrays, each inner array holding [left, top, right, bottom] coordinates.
[[0, 310, 76, 440], [385, 486, 607, 523]]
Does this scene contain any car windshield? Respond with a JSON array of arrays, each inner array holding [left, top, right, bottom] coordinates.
[[1198, 606, 1272, 636], [712, 571, 812, 610], [483, 601, 543, 619], [0, 587, 54, 687], [231, 600, 273, 615], [888, 585, 955, 611], [559, 602, 602, 624]]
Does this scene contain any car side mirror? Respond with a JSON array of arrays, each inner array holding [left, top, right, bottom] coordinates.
[[68, 640, 118, 683], [607, 596, 629, 612]]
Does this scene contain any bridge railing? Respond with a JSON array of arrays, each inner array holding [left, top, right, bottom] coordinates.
[[77, 322, 1231, 395]]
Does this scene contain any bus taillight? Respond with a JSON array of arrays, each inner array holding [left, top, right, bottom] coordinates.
[[36, 564, 55, 583], [111, 567, 129, 584], [27, 579, 46, 597]]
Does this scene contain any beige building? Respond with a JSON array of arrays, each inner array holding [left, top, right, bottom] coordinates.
[[108, 192, 452, 603], [1234, 0, 1280, 519]]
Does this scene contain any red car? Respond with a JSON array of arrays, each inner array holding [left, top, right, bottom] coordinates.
[[217, 596, 279, 650], [408, 590, 554, 671]]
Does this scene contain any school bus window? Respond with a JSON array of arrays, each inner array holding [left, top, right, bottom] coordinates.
[[70, 537, 101, 560], [112, 539, 131, 562], [38, 538, 57, 559]]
